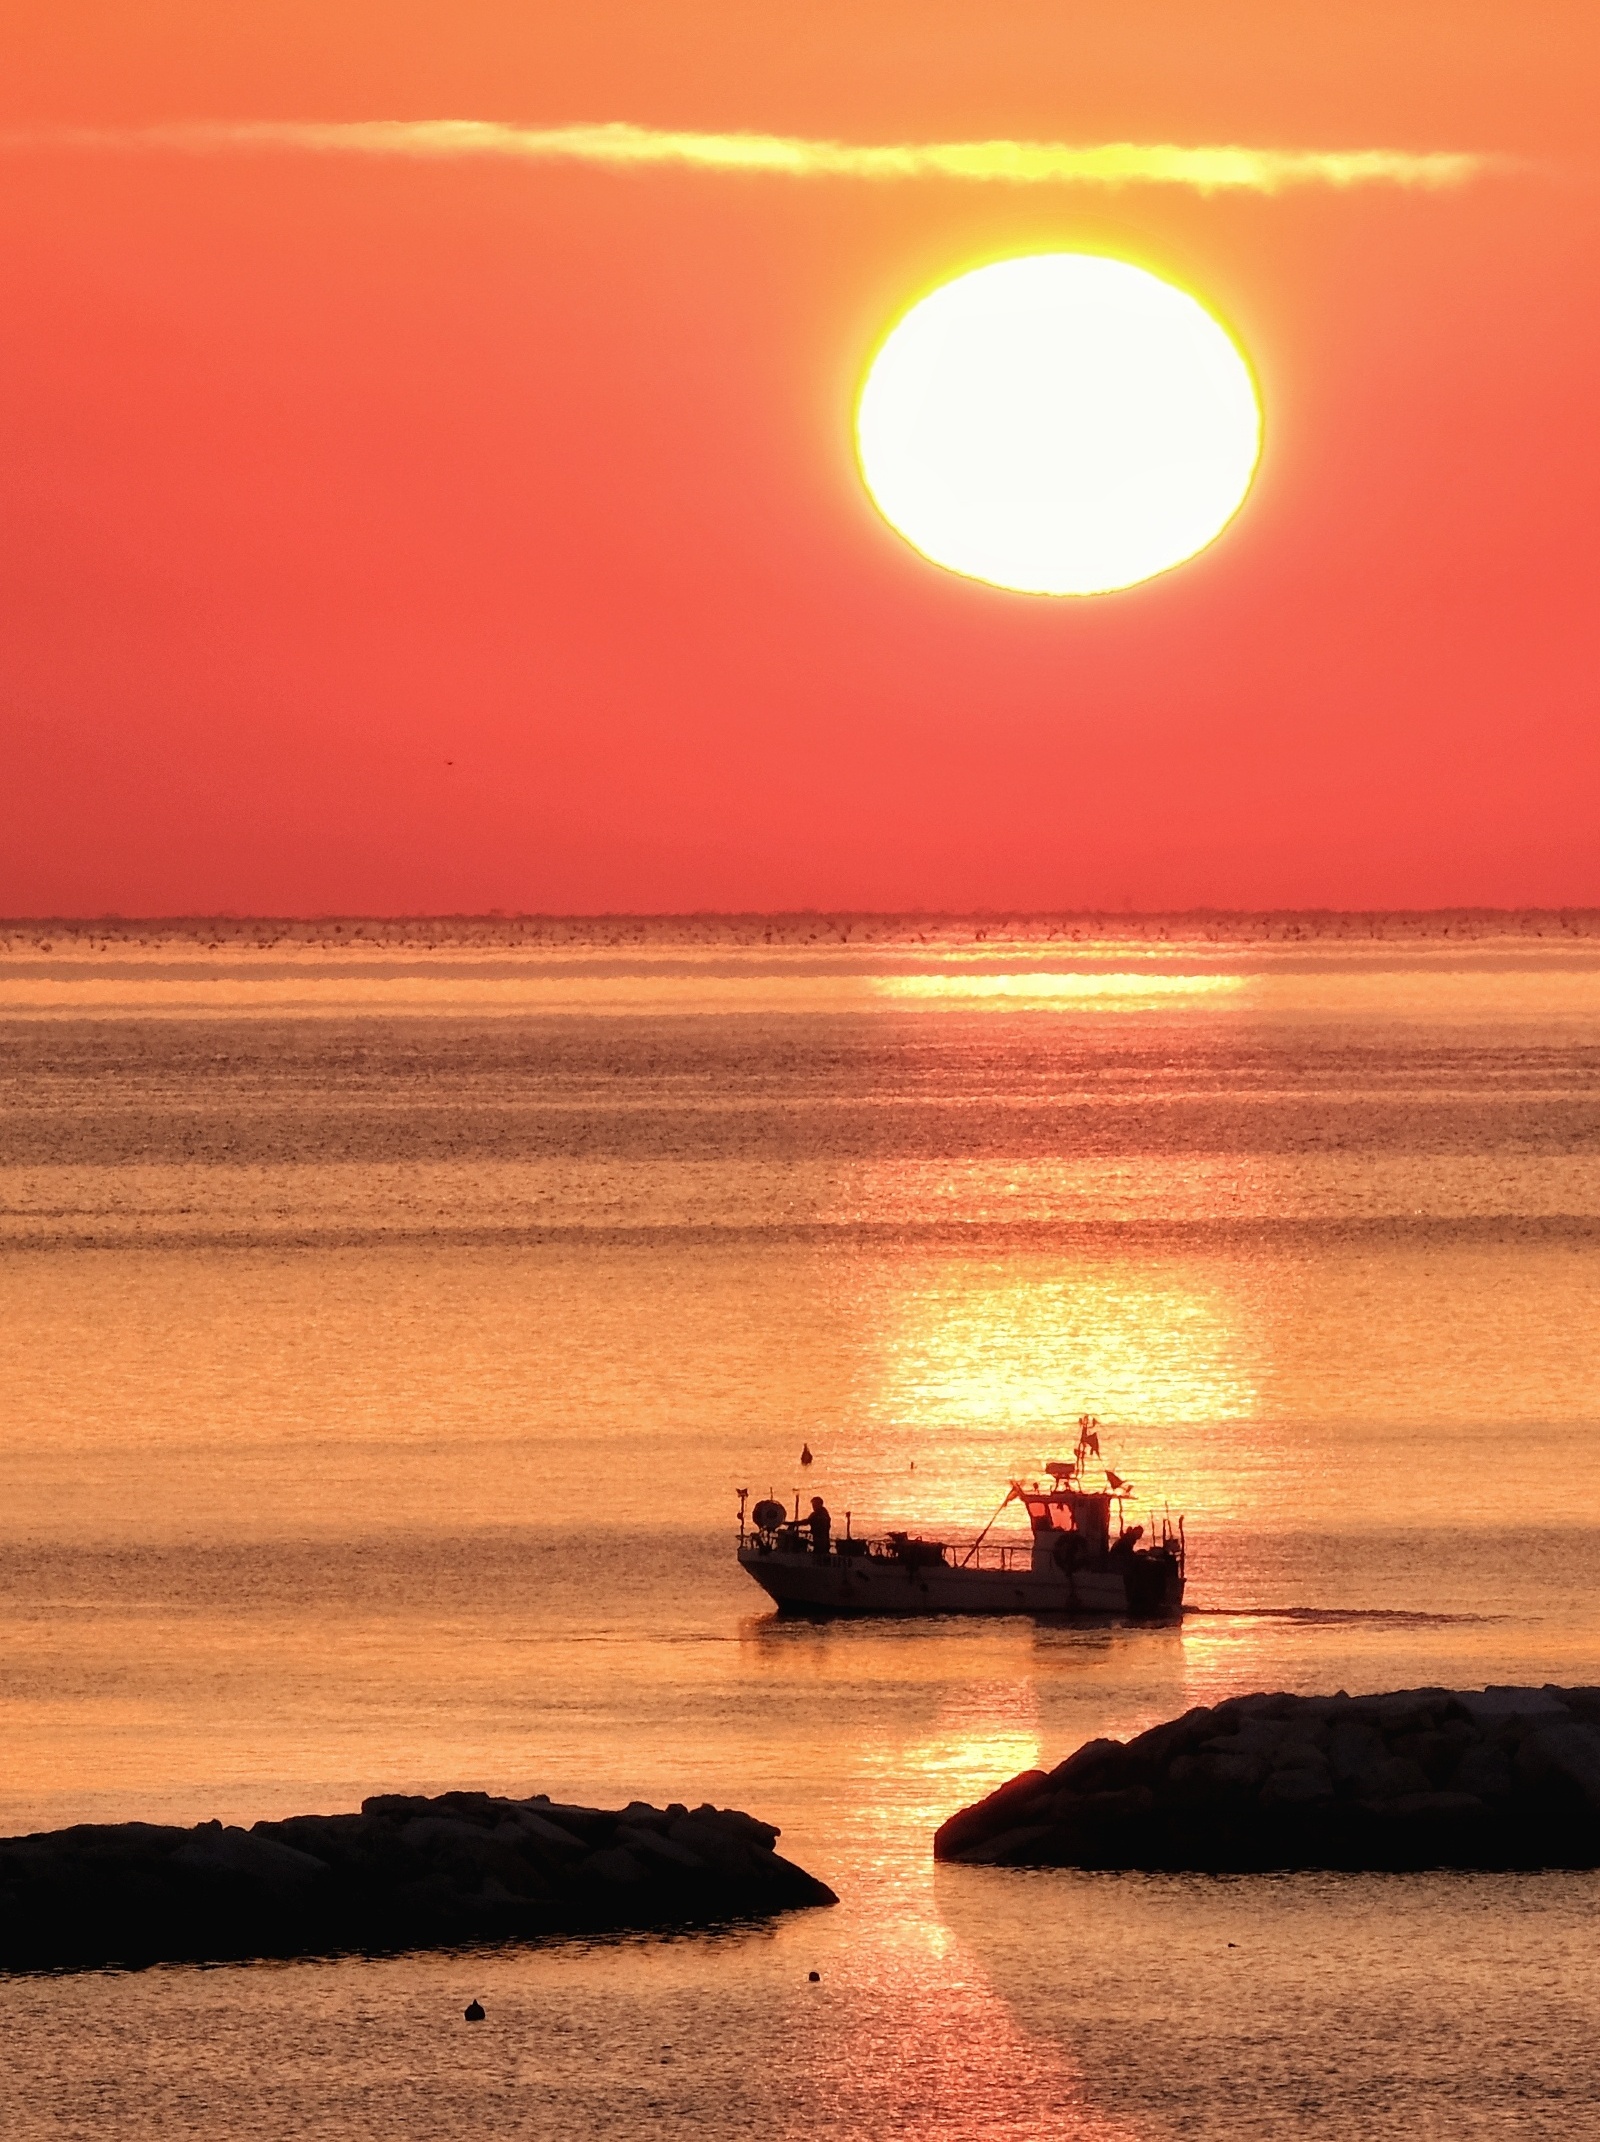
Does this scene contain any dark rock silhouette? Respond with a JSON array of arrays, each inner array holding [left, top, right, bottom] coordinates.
[[464, 1999, 485, 2021], [935, 1686, 1600, 1872], [0, 1791, 836, 1971]]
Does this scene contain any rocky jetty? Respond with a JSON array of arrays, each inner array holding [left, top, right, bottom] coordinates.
[[0, 1791, 836, 1970], [935, 1686, 1600, 1873]]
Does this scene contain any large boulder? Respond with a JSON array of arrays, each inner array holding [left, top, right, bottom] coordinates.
[[0, 1790, 835, 1970], [934, 1686, 1600, 1873]]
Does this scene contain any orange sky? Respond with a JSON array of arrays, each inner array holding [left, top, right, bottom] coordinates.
[[3, 4, 1598, 914]]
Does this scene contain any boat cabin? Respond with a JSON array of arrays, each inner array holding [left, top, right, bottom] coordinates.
[[1011, 1417, 1146, 1567]]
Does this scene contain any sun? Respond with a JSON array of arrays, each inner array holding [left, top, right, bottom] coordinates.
[[855, 254, 1262, 596]]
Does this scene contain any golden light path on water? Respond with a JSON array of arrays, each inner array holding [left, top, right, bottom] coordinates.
[[7, 943, 1600, 1021], [857, 1263, 1260, 1549], [871, 972, 1243, 1003], [7, 926, 1600, 2137], [0, 967, 1244, 1016]]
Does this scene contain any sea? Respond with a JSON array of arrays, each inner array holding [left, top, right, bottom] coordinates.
[[3, 912, 1599, 2141]]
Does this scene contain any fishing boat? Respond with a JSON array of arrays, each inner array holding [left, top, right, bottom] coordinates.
[[736, 1417, 1185, 1620]]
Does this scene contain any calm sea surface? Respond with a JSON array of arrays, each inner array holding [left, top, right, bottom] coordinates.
[[3, 918, 1600, 2139]]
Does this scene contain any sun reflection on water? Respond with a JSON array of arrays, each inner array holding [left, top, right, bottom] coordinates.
[[887, 1682, 1044, 1844], [829, 1257, 1262, 1543], [871, 972, 1247, 1006], [879, 1264, 1257, 1426]]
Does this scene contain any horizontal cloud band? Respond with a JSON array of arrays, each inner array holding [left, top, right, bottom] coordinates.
[[8, 120, 1491, 192]]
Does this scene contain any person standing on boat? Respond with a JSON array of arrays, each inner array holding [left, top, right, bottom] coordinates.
[[806, 1497, 832, 1561]]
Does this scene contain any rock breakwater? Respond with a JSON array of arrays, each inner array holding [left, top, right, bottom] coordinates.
[[935, 1686, 1600, 1872], [0, 1790, 836, 1969]]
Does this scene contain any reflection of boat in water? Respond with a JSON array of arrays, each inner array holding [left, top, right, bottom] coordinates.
[[737, 1417, 1185, 1620]]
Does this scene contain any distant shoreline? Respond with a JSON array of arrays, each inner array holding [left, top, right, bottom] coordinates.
[[5, 909, 1600, 956]]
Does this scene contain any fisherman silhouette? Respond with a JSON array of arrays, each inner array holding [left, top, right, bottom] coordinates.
[[806, 1496, 831, 1560]]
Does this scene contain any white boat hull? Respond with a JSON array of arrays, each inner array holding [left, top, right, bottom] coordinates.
[[737, 1543, 1182, 1620]]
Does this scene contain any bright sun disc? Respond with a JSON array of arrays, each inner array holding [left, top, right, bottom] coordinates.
[[856, 254, 1262, 596]]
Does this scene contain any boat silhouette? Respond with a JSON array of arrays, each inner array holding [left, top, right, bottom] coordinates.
[[737, 1417, 1185, 1620]]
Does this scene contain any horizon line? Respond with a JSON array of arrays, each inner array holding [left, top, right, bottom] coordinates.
[[3, 908, 1595, 929]]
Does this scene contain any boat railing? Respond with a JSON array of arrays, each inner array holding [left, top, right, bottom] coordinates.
[[846, 1533, 1032, 1570], [952, 1541, 1032, 1571], [746, 1524, 1181, 1575], [747, 1528, 1033, 1571]]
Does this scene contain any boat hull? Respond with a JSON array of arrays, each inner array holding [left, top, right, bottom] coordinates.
[[737, 1544, 1183, 1620]]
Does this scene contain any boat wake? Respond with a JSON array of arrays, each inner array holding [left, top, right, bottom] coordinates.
[[1185, 1604, 1504, 1626]]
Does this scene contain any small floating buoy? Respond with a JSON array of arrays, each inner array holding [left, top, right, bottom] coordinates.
[[808, 1970, 821, 1983], [464, 1999, 485, 2022], [800, 1444, 813, 1466]]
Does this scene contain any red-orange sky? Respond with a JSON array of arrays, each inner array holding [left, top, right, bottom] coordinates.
[[3, 4, 1598, 915]]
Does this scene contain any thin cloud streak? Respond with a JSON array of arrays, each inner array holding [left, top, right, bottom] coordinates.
[[7, 120, 1493, 192]]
